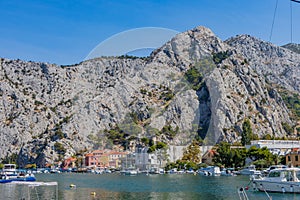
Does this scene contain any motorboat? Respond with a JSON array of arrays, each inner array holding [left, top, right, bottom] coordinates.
[[167, 168, 178, 174], [263, 165, 287, 174], [149, 167, 165, 174], [252, 167, 300, 193], [238, 165, 261, 175], [198, 166, 221, 176], [121, 167, 138, 175], [221, 168, 236, 176], [0, 164, 36, 183]]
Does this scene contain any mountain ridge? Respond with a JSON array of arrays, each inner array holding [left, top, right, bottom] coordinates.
[[0, 26, 299, 166]]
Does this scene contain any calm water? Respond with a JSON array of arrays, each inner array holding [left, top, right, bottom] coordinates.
[[1, 173, 300, 200]]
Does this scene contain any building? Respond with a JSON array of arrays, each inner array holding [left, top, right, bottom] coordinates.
[[108, 151, 128, 168], [85, 153, 97, 167], [85, 149, 127, 168], [62, 157, 77, 169], [118, 145, 165, 171], [201, 149, 217, 165], [120, 153, 136, 170], [246, 140, 300, 155], [286, 148, 300, 167], [134, 146, 163, 171]]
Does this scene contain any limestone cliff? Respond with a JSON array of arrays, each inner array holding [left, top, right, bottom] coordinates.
[[0, 26, 299, 166]]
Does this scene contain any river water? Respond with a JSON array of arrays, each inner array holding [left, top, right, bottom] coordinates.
[[0, 173, 299, 200]]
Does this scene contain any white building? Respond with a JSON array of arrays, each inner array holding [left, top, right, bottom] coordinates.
[[246, 140, 300, 155], [135, 145, 162, 171]]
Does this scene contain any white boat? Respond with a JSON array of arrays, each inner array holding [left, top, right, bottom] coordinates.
[[198, 166, 221, 176], [167, 168, 178, 174], [149, 167, 165, 174], [0, 164, 36, 183], [221, 168, 236, 176], [263, 165, 287, 174], [238, 165, 261, 175], [252, 167, 300, 193], [121, 167, 138, 175]]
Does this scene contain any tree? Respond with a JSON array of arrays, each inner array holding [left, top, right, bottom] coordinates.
[[241, 118, 253, 145], [147, 141, 167, 153], [213, 142, 232, 167], [262, 134, 273, 140], [181, 140, 201, 164], [184, 66, 203, 90], [213, 142, 246, 168], [232, 148, 247, 168], [247, 146, 275, 167], [141, 137, 149, 145]]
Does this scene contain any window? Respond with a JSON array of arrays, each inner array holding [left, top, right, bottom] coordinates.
[[296, 156, 299, 162], [269, 171, 280, 177], [288, 156, 291, 161]]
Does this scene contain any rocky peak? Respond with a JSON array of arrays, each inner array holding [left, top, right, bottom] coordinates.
[[150, 26, 229, 71], [282, 43, 300, 54], [0, 26, 299, 166], [226, 34, 300, 93]]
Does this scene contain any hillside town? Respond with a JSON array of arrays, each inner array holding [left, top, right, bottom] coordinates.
[[34, 139, 300, 174]]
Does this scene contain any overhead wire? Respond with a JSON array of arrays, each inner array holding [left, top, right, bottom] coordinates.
[[270, 0, 299, 43], [269, 0, 279, 42], [290, 0, 293, 43]]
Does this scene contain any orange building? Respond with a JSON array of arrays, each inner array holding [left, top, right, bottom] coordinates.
[[202, 149, 217, 165], [85, 149, 127, 168], [286, 148, 300, 167]]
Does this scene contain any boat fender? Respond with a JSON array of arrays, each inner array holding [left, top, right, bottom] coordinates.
[[250, 175, 254, 181], [290, 185, 294, 193], [252, 183, 257, 191], [282, 187, 285, 193]]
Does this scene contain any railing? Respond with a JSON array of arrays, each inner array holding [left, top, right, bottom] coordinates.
[[251, 140, 300, 145], [237, 187, 249, 200]]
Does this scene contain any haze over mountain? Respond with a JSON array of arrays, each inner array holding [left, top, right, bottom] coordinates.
[[0, 26, 299, 167]]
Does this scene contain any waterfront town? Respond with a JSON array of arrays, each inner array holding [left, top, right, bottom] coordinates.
[[39, 139, 300, 174]]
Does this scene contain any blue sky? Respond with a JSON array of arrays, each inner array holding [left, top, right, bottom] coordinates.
[[0, 0, 299, 65]]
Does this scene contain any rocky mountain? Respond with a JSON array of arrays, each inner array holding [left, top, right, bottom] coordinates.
[[0, 26, 299, 167], [226, 35, 300, 93], [282, 43, 300, 54]]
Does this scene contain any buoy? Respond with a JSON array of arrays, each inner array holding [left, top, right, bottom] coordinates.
[[70, 184, 76, 188], [90, 192, 96, 196]]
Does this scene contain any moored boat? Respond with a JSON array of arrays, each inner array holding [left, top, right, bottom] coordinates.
[[221, 168, 236, 176], [0, 164, 36, 184], [121, 167, 138, 175], [252, 167, 300, 193], [238, 165, 261, 175], [149, 167, 165, 174], [263, 165, 287, 174], [198, 166, 221, 176]]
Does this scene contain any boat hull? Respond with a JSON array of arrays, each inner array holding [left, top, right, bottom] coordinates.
[[253, 180, 300, 193], [0, 176, 36, 184]]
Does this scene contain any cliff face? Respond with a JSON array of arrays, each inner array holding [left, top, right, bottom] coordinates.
[[0, 26, 299, 166], [282, 43, 300, 54], [226, 35, 300, 93]]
